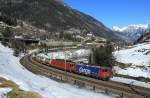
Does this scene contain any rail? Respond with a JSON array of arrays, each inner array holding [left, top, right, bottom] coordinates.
[[20, 55, 150, 98]]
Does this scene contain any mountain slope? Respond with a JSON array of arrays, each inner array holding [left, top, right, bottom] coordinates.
[[136, 32, 150, 43], [112, 24, 150, 41], [0, 0, 118, 40]]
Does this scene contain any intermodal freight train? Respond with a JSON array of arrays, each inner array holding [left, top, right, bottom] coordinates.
[[48, 59, 111, 80]]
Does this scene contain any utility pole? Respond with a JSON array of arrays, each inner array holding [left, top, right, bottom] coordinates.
[[64, 47, 67, 81], [64, 48, 66, 71]]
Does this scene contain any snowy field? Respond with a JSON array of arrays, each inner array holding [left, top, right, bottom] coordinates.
[[0, 42, 112, 98], [113, 42, 150, 78]]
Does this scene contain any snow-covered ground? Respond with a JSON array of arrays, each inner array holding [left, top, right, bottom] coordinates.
[[111, 77, 150, 89], [37, 49, 90, 63], [0, 42, 112, 98], [0, 88, 12, 98], [114, 42, 150, 78]]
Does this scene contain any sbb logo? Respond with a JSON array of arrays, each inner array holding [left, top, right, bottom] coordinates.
[[79, 67, 91, 74]]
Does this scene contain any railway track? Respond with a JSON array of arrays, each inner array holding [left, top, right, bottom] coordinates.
[[20, 54, 150, 98]]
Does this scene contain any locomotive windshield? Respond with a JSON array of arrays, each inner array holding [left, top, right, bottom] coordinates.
[[102, 68, 108, 72]]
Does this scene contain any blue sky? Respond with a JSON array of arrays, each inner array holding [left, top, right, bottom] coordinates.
[[64, 0, 150, 28]]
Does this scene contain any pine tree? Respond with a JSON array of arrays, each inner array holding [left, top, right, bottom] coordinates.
[[89, 41, 115, 67], [13, 48, 20, 57]]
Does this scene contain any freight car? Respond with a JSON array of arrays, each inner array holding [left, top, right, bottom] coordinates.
[[48, 59, 111, 80]]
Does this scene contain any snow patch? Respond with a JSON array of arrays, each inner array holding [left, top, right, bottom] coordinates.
[[111, 77, 150, 89], [0, 88, 12, 98], [114, 42, 150, 67]]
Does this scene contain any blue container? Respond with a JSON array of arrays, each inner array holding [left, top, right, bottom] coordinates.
[[75, 64, 99, 77]]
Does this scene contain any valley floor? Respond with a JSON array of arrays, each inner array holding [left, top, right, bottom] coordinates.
[[0, 43, 112, 98]]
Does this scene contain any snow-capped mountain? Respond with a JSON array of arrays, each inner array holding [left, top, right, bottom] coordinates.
[[112, 24, 150, 41]]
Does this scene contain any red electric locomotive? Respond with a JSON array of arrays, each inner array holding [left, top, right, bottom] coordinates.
[[49, 59, 75, 72], [98, 67, 111, 80]]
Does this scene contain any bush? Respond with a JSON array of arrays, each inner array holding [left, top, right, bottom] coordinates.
[[1, 27, 12, 38]]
